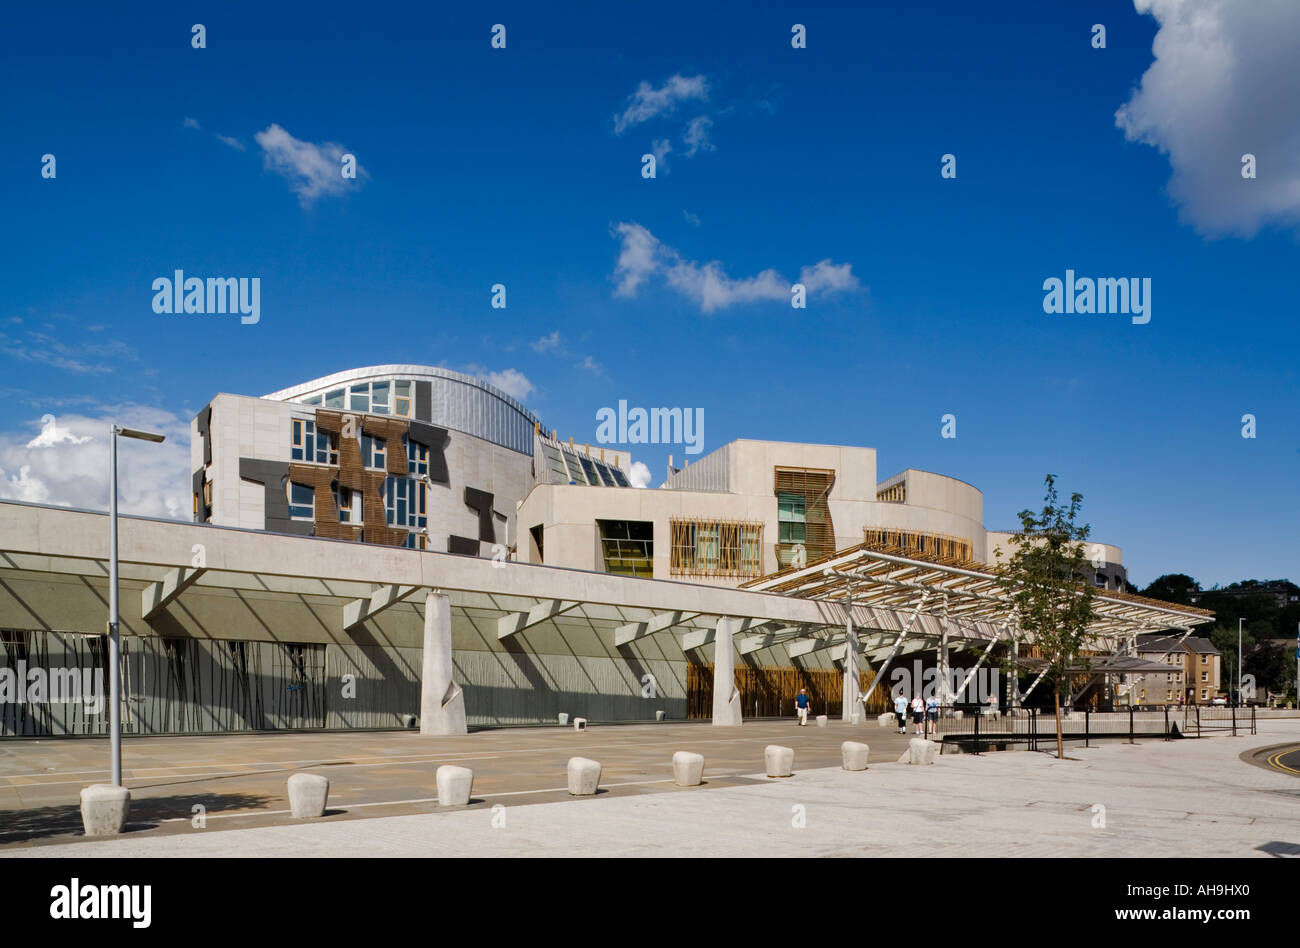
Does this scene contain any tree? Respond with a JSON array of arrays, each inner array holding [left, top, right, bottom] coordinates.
[[996, 475, 1098, 760], [1141, 574, 1201, 605]]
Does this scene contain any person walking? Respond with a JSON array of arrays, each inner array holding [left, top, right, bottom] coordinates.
[[795, 688, 811, 726], [911, 693, 925, 735], [925, 693, 940, 736], [894, 691, 908, 734]]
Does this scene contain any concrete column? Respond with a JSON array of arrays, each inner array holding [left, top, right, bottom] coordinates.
[[1010, 638, 1021, 709], [711, 617, 742, 726], [420, 590, 467, 735], [842, 610, 860, 720], [938, 595, 954, 707]]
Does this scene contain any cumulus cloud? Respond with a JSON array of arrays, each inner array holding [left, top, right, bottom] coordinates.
[[254, 123, 365, 204], [1115, 0, 1300, 236], [483, 368, 535, 401], [611, 222, 861, 314], [614, 74, 709, 134], [629, 461, 653, 489], [0, 407, 192, 519]]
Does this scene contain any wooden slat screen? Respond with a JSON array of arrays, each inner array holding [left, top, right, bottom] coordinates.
[[687, 662, 891, 718]]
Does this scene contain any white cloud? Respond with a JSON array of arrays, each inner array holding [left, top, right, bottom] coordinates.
[[683, 210, 701, 227], [254, 123, 365, 204], [531, 331, 562, 353], [0, 328, 136, 374], [614, 74, 709, 134], [183, 117, 201, 130], [611, 222, 861, 314], [0, 406, 192, 520], [215, 134, 246, 152], [651, 138, 672, 172], [1115, 0, 1300, 236], [483, 368, 535, 402], [629, 461, 653, 489], [682, 116, 715, 157]]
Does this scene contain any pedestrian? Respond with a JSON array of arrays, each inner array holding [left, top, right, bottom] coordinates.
[[795, 687, 810, 726], [911, 693, 925, 735], [926, 693, 939, 735], [894, 691, 908, 733]]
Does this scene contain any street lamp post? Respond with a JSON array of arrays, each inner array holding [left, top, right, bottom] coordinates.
[[108, 423, 165, 787]]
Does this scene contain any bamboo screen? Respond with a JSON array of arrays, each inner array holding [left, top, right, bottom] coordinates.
[[669, 518, 764, 578], [687, 662, 892, 718], [773, 467, 835, 563], [862, 527, 975, 565]]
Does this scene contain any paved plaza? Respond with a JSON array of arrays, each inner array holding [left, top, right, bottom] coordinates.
[[2, 719, 1299, 857]]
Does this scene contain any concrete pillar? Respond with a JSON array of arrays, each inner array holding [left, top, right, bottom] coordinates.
[[711, 616, 742, 726], [420, 590, 467, 735], [937, 594, 954, 708], [1010, 638, 1021, 709], [842, 609, 860, 720]]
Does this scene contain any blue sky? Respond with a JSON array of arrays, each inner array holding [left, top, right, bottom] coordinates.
[[1, 0, 1297, 589]]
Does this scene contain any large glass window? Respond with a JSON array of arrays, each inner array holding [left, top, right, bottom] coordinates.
[[384, 477, 427, 530], [599, 520, 653, 577], [333, 485, 361, 523], [287, 482, 314, 520], [370, 381, 390, 415], [324, 388, 345, 409], [291, 419, 337, 464]]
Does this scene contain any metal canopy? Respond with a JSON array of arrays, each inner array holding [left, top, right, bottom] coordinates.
[[742, 541, 1214, 649]]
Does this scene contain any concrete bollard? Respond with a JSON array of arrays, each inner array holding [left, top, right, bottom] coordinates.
[[764, 745, 795, 777], [79, 784, 130, 837], [435, 765, 473, 806], [815, 714, 829, 727], [567, 757, 601, 795], [400, 713, 418, 729], [655, 710, 666, 721], [841, 741, 870, 771], [573, 717, 588, 731], [877, 712, 896, 728], [558, 713, 569, 726], [288, 773, 330, 818], [672, 751, 704, 787], [907, 738, 938, 765]]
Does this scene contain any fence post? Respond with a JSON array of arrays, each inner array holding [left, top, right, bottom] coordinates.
[[1164, 706, 1169, 741], [1231, 703, 1237, 737], [1085, 709, 1090, 748], [1128, 706, 1135, 744], [973, 705, 980, 755], [1196, 704, 1201, 738]]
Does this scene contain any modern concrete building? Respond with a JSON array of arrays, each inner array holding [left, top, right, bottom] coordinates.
[[0, 365, 1216, 737]]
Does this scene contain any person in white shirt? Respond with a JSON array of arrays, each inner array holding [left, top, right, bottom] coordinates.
[[910, 694, 925, 735]]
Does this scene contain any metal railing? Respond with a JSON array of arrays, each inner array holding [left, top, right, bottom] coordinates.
[[932, 705, 1256, 754]]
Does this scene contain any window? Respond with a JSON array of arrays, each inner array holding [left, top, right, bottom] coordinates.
[[394, 380, 413, 418], [384, 477, 427, 530], [405, 436, 428, 476], [669, 519, 763, 577], [370, 381, 390, 415], [291, 419, 338, 464], [361, 434, 386, 470], [1200, 689, 1207, 700], [302, 395, 322, 406], [1201, 654, 1208, 664], [598, 520, 653, 577], [400, 532, 429, 550], [287, 482, 314, 520], [334, 485, 361, 523], [1201, 671, 1208, 682], [324, 388, 345, 408], [777, 492, 806, 544], [349, 383, 370, 413]]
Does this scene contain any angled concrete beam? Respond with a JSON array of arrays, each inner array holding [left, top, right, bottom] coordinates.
[[789, 635, 845, 658], [497, 599, 580, 640], [141, 567, 206, 620], [614, 610, 699, 647], [344, 584, 421, 631], [738, 626, 804, 655], [680, 617, 772, 652]]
